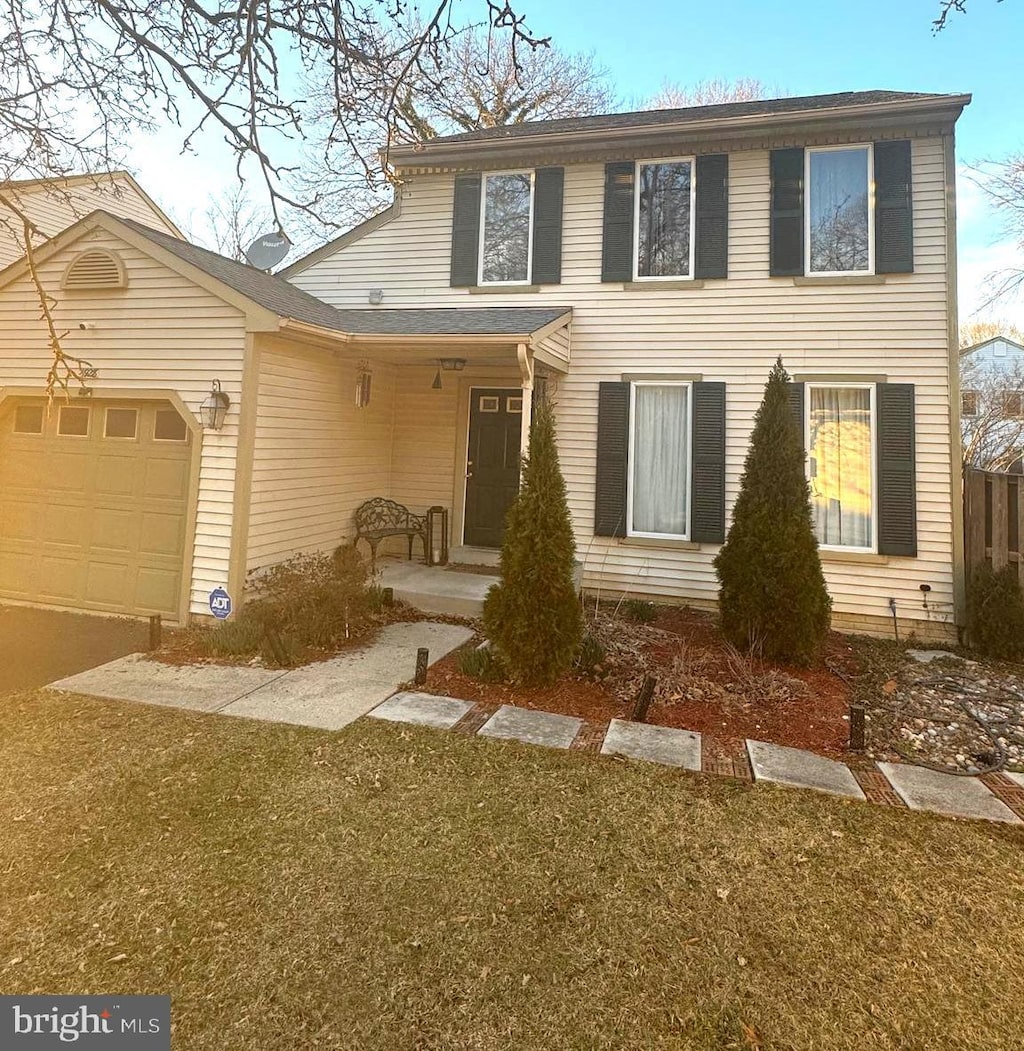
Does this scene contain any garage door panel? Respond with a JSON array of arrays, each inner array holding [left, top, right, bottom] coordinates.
[[39, 555, 86, 601], [0, 551, 37, 598], [49, 451, 93, 492], [135, 567, 180, 614], [0, 500, 44, 543], [95, 455, 139, 497], [144, 458, 189, 500], [0, 398, 191, 619], [84, 561, 129, 607], [139, 512, 185, 558], [91, 507, 138, 553]]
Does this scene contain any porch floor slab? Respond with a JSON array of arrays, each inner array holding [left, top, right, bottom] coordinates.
[[748, 739, 866, 800], [377, 560, 497, 617], [48, 622, 473, 732], [478, 705, 582, 750], [601, 719, 702, 770], [368, 691, 475, 730], [878, 762, 1021, 824]]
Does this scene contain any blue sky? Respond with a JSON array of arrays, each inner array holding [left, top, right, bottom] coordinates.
[[132, 0, 1024, 325]]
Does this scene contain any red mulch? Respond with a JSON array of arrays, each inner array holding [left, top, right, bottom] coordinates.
[[425, 607, 858, 761]]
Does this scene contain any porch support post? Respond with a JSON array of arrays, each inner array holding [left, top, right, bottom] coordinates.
[[517, 342, 534, 474]]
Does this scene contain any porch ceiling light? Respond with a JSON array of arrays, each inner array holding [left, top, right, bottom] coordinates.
[[200, 379, 231, 430]]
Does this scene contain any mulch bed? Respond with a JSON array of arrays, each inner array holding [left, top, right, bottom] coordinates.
[[425, 605, 857, 761]]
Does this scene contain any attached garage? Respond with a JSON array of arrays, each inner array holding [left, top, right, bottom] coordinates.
[[0, 397, 195, 618]]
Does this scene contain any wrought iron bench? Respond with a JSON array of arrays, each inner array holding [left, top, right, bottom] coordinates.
[[353, 498, 427, 566]]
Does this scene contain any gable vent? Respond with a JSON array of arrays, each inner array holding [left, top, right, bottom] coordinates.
[[62, 249, 127, 290]]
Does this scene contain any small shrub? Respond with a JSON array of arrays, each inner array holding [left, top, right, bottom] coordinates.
[[457, 644, 507, 682], [483, 399, 583, 685], [200, 545, 376, 663], [967, 563, 1024, 660], [574, 631, 607, 678], [621, 598, 657, 623]]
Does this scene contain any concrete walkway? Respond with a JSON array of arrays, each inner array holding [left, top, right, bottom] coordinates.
[[47, 622, 473, 731], [367, 692, 1024, 825]]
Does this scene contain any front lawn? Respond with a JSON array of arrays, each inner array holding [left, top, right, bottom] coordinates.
[[2, 691, 1022, 1050]]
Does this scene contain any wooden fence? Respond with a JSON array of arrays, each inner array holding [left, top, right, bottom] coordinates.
[[964, 465, 1024, 579]]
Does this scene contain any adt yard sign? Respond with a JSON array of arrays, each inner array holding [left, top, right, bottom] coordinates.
[[209, 587, 232, 620]]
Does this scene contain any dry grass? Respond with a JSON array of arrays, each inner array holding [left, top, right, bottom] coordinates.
[[2, 690, 1023, 1050]]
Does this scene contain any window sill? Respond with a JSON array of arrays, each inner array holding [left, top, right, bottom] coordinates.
[[468, 284, 541, 295], [618, 536, 702, 551], [819, 549, 890, 565], [792, 275, 886, 286], [621, 280, 706, 291]]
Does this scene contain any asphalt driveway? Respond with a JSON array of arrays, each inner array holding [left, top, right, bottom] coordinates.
[[0, 605, 148, 693]]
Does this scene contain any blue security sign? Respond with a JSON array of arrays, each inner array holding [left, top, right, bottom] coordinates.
[[209, 586, 233, 620]]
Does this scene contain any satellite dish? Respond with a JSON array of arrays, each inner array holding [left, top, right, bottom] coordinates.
[[244, 230, 292, 271]]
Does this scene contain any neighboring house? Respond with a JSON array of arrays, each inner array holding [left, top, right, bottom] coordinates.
[[960, 336, 1024, 473], [0, 90, 969, 640], [0, 171, 181, 268]]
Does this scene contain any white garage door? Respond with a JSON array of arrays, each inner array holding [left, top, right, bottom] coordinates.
[[0, 398, 193, 618]]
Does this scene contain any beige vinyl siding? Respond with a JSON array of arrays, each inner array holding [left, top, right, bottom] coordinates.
[[0, 228, 247, 619], [247, 339, 396, 569], [0, 174, 179, 269], [291, 133, 958, 635]]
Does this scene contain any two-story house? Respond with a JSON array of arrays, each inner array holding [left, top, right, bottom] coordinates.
[[960, 335, 1024, 472], [0, 90, 969, 639]]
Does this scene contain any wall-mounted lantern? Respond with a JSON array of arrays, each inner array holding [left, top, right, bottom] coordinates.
[[431, 357, 467, 391], [200, 379, 231, 430]]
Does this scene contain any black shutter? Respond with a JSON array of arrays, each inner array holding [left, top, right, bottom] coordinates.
[[450, 174, 481, 287], [874, 140, 914, 274], [694, 154, 729, 279], [690, 382, 726, 543], [786, 381, 805, 436], [876, 383, 917, 556], [531, 167, 564, 285], [601, 162, 634, 282], [770, 148, 804, 277], [595, 382, 630, 536]]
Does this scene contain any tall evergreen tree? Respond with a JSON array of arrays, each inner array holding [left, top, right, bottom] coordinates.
[[714, 358, 831, 664], [483, 397, 582, 685]]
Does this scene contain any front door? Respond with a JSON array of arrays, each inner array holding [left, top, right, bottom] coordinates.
[[464, 388, 523, 548]]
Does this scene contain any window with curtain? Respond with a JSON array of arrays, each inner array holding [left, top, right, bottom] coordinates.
[[629, 383, 689, 537], [807, 146, 872, 274], [480, 172, 533, 283], [808, 385, 874, 549], [635, 159, 693, 278]]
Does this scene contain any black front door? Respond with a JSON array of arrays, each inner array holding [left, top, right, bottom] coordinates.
[[464, 389, 523, 548]]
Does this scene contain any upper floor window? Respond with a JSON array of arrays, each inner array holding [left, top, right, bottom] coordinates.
[[479, 171, 534, 284], [962, 390, 980, 417], [806, 145, 873, 275], [1001, 390, 1023, 418], [635, 158, 694, 279]]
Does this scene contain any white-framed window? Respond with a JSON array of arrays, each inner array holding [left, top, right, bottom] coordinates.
[[1001, 390, 1024, 418], [626, 381, 691, 539], [961, 390, 980, 417], [13, 404, 44, 434], [634, 157, 695, 280], [806, 383, 876, 552], [104, 407, 138, 439], [57, 405, 90, 437], [806, 144, 874, 275], [479, 170, 534, 285]]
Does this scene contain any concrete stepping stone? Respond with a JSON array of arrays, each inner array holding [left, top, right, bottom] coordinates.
[[368, 691, 474, 730], [478, 705, 582, 750], [1005, 772, 1024, 789], [747, 739, 865, 800], [878, 762, 1021, 823], [601, 719, 701, 770]]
